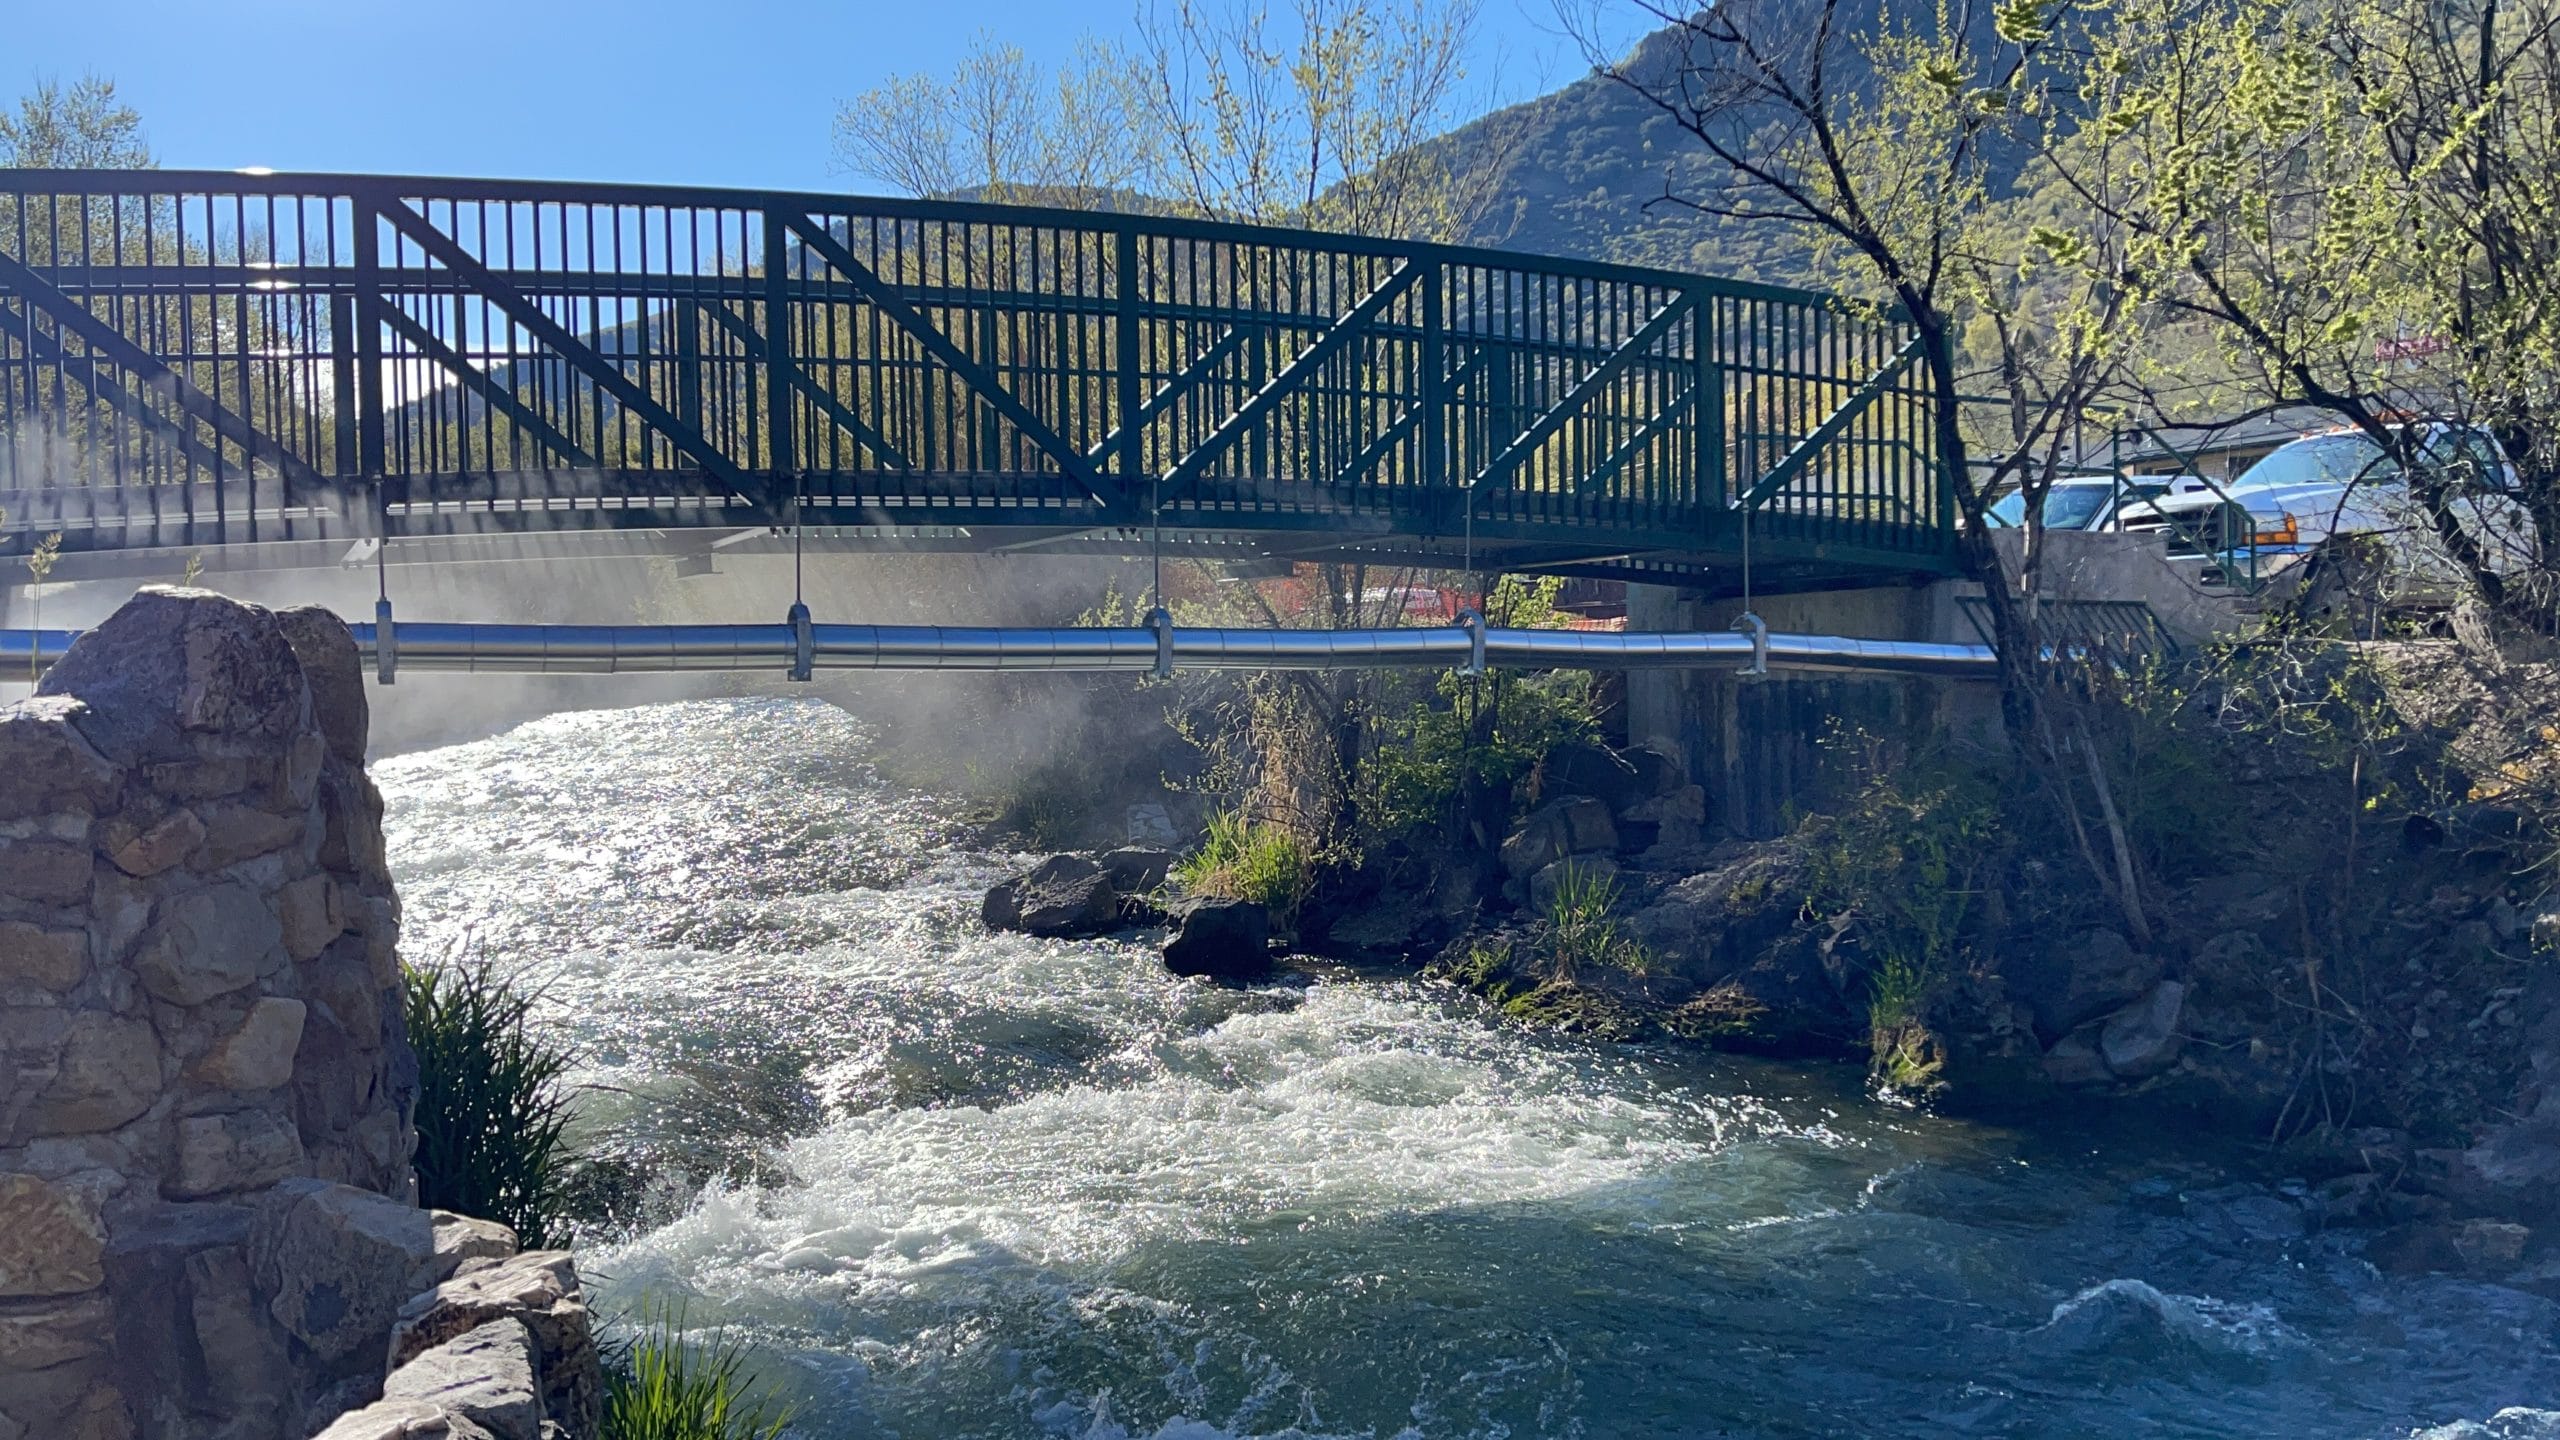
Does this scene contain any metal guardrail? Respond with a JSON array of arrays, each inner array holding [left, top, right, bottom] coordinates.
[[1, 620, 1995, 682], [0, 170, 1959, 592]]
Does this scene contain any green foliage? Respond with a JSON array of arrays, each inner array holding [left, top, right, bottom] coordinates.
[[401, 959, 578, 1248], [1358, 669, 1596, 841], [1803, 741, 2008, 1035], [1541, 861, 1652, 979], [1174, 808, 1316, 928], [602, 1303, 793, 1440], [1357, 578, 1597, 848], [0, 75, 150, 168]]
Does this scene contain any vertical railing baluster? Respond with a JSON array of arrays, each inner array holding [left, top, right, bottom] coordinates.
[[1420, 260, 1444, 513], [352, 187, 385, 514], [1116, 225, 1141, 518]]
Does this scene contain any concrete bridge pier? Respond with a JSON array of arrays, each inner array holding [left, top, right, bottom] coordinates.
[[1626, 582, 2002, 839]]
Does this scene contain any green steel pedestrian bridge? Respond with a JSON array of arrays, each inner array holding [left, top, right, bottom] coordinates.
[[0, 171, 1957, 594]]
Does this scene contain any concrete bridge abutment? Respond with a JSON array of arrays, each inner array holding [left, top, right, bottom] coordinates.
[[1626, 581, 2003, 839]]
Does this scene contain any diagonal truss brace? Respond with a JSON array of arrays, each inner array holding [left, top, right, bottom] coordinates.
[[376, 303, 598, 468], [1472, 294, 1694, 495], [0, 249, 326, 491], [779, 213, 1120, 512], [1736, 330, 1926, 510], [1158, 263, 1419, 498], [696, 301, 910, 470], [374, 202, 768, 512], [0, 299, 236, 482], [1083, 324, 1253, 468], [1575, 384, 1699, 497], [1338, 343, 1497, 493]]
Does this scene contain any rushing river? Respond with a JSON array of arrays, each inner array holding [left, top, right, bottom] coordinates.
[[380, 697, 2558, 1440]]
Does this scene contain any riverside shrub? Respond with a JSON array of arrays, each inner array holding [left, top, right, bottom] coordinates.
[[402, 957, 578, 1248]]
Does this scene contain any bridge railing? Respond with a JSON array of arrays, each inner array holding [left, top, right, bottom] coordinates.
[[0, 171, 1954, 580]]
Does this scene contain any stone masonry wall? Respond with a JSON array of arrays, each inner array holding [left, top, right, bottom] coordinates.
[[0, 588, 419, 1438]]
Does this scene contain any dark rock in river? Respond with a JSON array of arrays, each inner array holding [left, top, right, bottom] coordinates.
[[2099, 981, 2188, 1079], [1164, 898, 1272, 980], [1100, 848, 1176, 896], [983, 855, 1121, 939]]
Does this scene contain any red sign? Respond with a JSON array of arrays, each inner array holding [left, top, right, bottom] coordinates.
[[2374, 334, 2449, 360]]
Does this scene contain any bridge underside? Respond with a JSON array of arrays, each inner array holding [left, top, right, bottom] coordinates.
[[0, 173, 1959, 596]]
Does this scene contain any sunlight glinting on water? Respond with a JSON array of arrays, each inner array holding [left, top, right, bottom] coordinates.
[[381, 698, 2560, 1440]]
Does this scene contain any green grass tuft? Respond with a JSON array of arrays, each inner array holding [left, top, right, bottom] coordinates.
[[1541, 861, 1652, 978], [602, 1303, 794, 1440], [1173, 808, 1315, 929], [401, 956, 578, 1248]]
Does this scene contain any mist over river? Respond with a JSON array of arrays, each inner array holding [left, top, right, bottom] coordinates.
[[379, 697, 2559, 1439]]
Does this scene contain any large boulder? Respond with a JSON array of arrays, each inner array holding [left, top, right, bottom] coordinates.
[[1623, 746, 1686, 799], [1100, 847, 1176, 896], [1625, 848, 1861, 1054], [1500, 797, 1618, 880], [1528, 856, 1620, 916], [982, 855, 1120, 938], [273, 605, 371, 767], [35, 585, 310, 764], [379, 1318, 543, 1440], [2002, 929, 2165, 1044], [1163, 898, 1272, 980], [250, 1179, 437, 1362]]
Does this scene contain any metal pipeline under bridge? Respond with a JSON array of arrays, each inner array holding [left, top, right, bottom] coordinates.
[[0, 617, 1998, 683]]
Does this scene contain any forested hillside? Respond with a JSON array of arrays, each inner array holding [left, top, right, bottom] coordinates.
[[1444, 4, 2005, 285]]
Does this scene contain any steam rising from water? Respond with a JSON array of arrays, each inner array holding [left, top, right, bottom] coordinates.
[[382, 698, 2560, 1439]]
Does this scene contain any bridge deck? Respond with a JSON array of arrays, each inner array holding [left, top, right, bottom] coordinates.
[[0, 172, 1957, 592]]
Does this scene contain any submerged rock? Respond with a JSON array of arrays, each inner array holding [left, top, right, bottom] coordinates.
[[1164, 898, 1272, 980], [983, 855, 1121, 938]]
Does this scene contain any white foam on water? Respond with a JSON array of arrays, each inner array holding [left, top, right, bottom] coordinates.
[[384, 699, 2560, 1439], [2028, 1277, 2307, 1360]]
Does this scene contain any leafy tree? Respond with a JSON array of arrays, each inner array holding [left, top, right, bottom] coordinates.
[[2065, 0, 2560, 635], [1567, 0, 2147, 737], [1563, 0, 2188, 940], [0, 75, 150, 169], [832, 2, 1518, 237]]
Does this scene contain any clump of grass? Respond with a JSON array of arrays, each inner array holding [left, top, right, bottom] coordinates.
[[602, 1303, 794, 1440], [1173, 808, 1315, 929], [401, 955, 577, 1248], [1541, 861, 1651, 978]]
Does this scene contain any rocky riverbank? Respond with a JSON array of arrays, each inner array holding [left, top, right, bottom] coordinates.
[[977, 666, 2560, 1296]]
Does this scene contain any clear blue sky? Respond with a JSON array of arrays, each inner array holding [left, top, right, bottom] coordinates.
[[9, 0, 1587, 192]]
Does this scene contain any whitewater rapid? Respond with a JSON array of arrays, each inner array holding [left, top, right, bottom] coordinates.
[[380, 697, 2560, 1439]]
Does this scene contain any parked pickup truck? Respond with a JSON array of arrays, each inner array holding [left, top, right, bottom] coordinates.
[[2113, 423, 2540, 614]]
